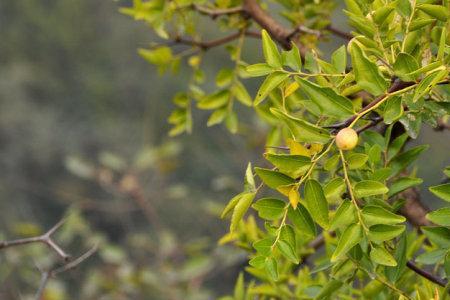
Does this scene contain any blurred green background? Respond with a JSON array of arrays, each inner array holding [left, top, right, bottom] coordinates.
[[0, 1, 449, 299]]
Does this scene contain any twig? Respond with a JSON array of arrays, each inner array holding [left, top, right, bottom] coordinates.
[[192, 4, 244, 19], [172, 30, 260, 51], [325, 79, 415, 130], [326, 25, 353, 40], [34, 244, 98, 300], [406, 261, 447, 288], [0, 218, 70, 261]]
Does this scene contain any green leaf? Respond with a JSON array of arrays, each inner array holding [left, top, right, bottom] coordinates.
[[409, 18, 435, 31], [282, 43, 302, 71], [234, 272, 245, 300], [324, 177, 346, 202], [287, 204, 316, 237], [383, 97, 403, 125], [330, 200, 357, 230], [207, 108, 227, 126], [232, 81, 252, 106], [387, 133, 408, 161], [388, 177, 423, 197], [373, 6, 394, 25], [264, 153, 311, 178], [244, 163, 256, 192], [331, 46, 347, 73], [390, 145, 429, 176], [393, 53, 419, 81], [315, 280, 343, 300], [368, 224, 405, 242], [139, 46, 173, 65], [221, 192, 246, 218], [254, 72, 289, 105], [422, 226, 450, 248], [252, 198, 286, 220], [253, 238, 274, 256], [216, 68, 233, 87], [413, 69, 448, 102], [230, 192, 256, 232], [396, 0, 412, 18], [277, 240, 299, 264], [304, 179, 330, 229], [246, 63, 273, 77], [278, 225, 299, 263], [430, 184, 450, 202], [362, 205, 405, 227], [416, 249, 448, 265], [427, 208, 450, 226], [270, 108, 331, 144], [354, 180, 389, 198], [262, 30, 282, 68], [296, 78, 354, 119], [349, 42, 388, 96], [254, 168, 295, 190], [417, 4, 449, 22], [370, 245, 397, 266], [249, 255, 266, 269], [265, 257, 279, 281], [331, 223, 363, 262], [385, 232, 407, 282], [198, 90, 229, 109], [347, 153, 368, 170]]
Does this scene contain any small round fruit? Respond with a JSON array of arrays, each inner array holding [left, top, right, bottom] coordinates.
[[336, 127, 358, 150]]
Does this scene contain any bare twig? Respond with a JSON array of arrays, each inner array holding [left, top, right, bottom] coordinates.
[[34, 244, 98, 300], [172, 30, 260, 51], [326, 25, 353, 40], [0, 218, 70, 261], [192, 4, 244, 19], [407, 261, 447, 288]]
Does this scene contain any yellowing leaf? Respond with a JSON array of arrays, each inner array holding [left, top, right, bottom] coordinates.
[[289, 187, 300, 209]]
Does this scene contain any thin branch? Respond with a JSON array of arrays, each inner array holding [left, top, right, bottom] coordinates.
[[0, 218, 70, 261], [407, 261, 447, 288], [192, 4, 244, 19], [326, 25, 353, 40], [325, 79, 415, 131], [34, 244, 98, 300], [172, 30, 260, 51]]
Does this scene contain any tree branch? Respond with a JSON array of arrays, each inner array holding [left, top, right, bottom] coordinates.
[[406, 260, 447, 288], [172, 30, 260, 51], [34, 244, 98, 300], [192, 4, 244, 19], [325, 79, 416, 131], [242, 0, 293, 50], [326, 25, 353, 41], [0, 218, 70, 261]]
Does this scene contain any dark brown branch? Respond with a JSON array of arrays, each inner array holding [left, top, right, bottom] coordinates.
[[192, 4, 243, 19], [398, 187, 432, 227], [407, 261, 447, 288], [0, 219, 70, 261], [35, 244, 97, 300], [172, 30, 260, 50], [326, 25, 353, 41], [242, 0, 293, 51]]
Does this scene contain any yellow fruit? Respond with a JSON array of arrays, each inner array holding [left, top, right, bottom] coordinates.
[[336, 127, 358, 150]]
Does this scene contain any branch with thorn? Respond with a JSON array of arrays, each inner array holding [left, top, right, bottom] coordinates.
[[0, 218, 98, 300], [0, 218, 70, 261], [34, 244, 98, 300]]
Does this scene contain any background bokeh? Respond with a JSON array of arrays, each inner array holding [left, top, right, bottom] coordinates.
[[0, 1, 449, 299]]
